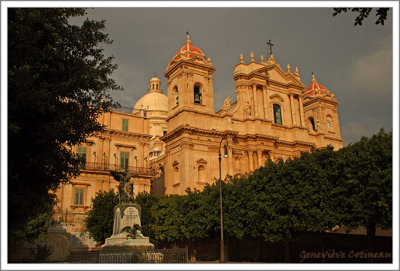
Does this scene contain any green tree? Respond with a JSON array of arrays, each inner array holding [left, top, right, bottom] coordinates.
[[151, 194, 187, 243], [338, 129, 392, 251], [85, 189, 119, 245], [238, 147, 344, 262], [333, 8, 390, 25], [8, 8, 121, 243]]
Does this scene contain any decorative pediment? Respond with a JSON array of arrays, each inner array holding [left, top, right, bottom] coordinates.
[[83, 140, 95, 146], [196, 158, 207, 164], [269, 94, 284, 102], [115, 143, 136, 150], [266, 64, 305, 89]]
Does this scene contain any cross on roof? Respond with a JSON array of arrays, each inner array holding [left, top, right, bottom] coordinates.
[[267, 39, 274, 55]]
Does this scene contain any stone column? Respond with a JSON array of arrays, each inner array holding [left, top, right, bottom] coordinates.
[[262, 85, 266, 119], [299, 95, 305, 127], [264, 86, 271, 121], [257, 150, 263, 169], [138, 142, 146, 168], [183, 148, 190, 194], [228, 147, 233, 176], [252, 84, 257, 117], [289, 93, 295, 126], [248, 150, 254, 172]]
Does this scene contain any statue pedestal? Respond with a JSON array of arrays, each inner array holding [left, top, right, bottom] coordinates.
[[101, 233, 154, 251], [101, 203, 154, 251]]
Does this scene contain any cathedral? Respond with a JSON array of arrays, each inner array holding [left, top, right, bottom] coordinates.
[[54, 34, 342, 240]]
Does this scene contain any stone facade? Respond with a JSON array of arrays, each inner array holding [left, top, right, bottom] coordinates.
[[53, 34, 342, 248], [154, 34, 342, 195], [53, 110, 155, 231]]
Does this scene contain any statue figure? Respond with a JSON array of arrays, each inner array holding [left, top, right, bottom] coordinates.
[[223, 97, 231, 112], [110, 168, 134, 203], [316, 120, 322, 131], [243, 101, 252, 117]]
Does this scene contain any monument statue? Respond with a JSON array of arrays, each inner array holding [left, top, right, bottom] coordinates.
[[101, 169, 154, 250], [110, 168, 134, 203]]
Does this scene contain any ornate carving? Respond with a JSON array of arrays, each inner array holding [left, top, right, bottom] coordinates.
[[223, 97, 232, 112], [316, 120, 322, 131], [208, 145, 219, 152], [243, 101, 252, 117], [180, 142, 195, 149]]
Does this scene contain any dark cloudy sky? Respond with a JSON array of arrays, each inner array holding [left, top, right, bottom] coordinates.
[[78, 7, 393, 146]]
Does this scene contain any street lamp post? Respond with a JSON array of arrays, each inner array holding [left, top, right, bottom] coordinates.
[[218, 135, 228, 263]]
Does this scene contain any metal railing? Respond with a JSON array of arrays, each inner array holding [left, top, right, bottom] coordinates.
[[53, 210, 87, 224], [70, 248, 188, 263], [80, 162, 156, 176]]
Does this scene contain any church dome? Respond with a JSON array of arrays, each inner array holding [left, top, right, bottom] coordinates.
[[303, 73, 332, 97], [171, 33, 206, 61], [133, 77, 168, 112]]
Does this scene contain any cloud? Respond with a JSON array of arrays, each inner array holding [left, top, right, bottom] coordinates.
[[341, 116, 392, 146], [350, 37, 392, 99]]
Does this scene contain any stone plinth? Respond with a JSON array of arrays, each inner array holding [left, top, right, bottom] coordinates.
[[102, 232, 154, 251], [101, 203, 154, 251]]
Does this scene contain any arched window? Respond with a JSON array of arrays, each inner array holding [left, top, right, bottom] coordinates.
[[173, 86, 179, 106], [194, 84, 202, 104], [273, 104, 282, 125], [198, 165, 205, 183], [152, 84, 155, 90], [309, 117, 317, 131]]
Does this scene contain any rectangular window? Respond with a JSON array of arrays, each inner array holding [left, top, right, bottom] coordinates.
[[273, 104, 282, 125], [120, 151, 130, 169], [122, 118, 129, 132], [77, 146, 87, 169], [74, 188, 84, 205]]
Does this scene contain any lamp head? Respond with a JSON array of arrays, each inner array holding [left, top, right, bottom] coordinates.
[[223, 145, 228, 158]]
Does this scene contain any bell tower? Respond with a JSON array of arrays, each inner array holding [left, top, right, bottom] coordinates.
[[303, 73, 342, 149], [164, 33, 216, 118]]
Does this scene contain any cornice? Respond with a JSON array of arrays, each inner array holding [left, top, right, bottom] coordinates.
[[323, 135, 344, 142], [162, 125, 239, 143], [167, 107, 221, 122], [165, 59, 216, 78], [303, 95, 339, 107], [105, 129, 152, 140]]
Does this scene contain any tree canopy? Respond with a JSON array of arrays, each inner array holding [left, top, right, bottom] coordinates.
[[84, 129, 392, 260], [8, 8, 121, 242], [85, 190, 119, 245], [337, 129, 392, 249], [333, 8, 390, 26]]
